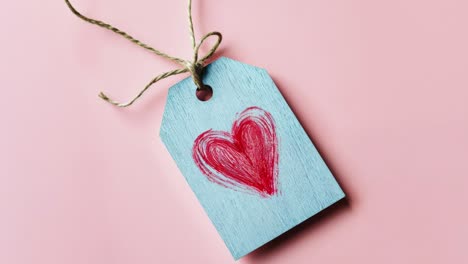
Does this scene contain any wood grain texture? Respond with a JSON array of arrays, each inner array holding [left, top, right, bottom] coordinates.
[[160, 57, 345, 259]]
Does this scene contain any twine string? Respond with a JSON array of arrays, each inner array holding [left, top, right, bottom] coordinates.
[[65, 0, 222, 107]]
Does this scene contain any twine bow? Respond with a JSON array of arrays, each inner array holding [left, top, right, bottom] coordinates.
[[65, 0, 222, 107]]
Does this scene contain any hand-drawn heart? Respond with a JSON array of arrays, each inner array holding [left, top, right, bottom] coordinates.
[[192, 107, 279, 197]]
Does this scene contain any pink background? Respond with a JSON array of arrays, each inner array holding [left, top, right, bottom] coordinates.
[[1, 0, 467, 263]]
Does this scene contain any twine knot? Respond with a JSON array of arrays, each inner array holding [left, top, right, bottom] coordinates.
[[65, 0, 222, 107], [185, 61, 204, 90]]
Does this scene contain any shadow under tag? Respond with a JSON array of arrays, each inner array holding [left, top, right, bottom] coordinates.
[[160, 57, 345, 260]]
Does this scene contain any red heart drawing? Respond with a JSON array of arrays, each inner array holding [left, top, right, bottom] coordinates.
[[192, 107, 279, 197]]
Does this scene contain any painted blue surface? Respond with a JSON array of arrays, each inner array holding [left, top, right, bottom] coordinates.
[[160, 57, 345, 259]]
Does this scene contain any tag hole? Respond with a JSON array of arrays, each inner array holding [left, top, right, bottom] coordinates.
[[196, 85, 213, 101]]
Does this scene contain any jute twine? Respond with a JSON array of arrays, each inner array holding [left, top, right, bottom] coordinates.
[[65, 0, 222, 107]]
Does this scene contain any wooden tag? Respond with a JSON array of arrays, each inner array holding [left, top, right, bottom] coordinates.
[[160, 57, 345, 259]]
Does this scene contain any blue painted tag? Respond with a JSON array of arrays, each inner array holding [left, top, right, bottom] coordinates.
[[160, 57, 344, 259]]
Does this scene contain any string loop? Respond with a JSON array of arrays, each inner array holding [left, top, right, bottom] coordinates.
[[65, 0, 222, 107]]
